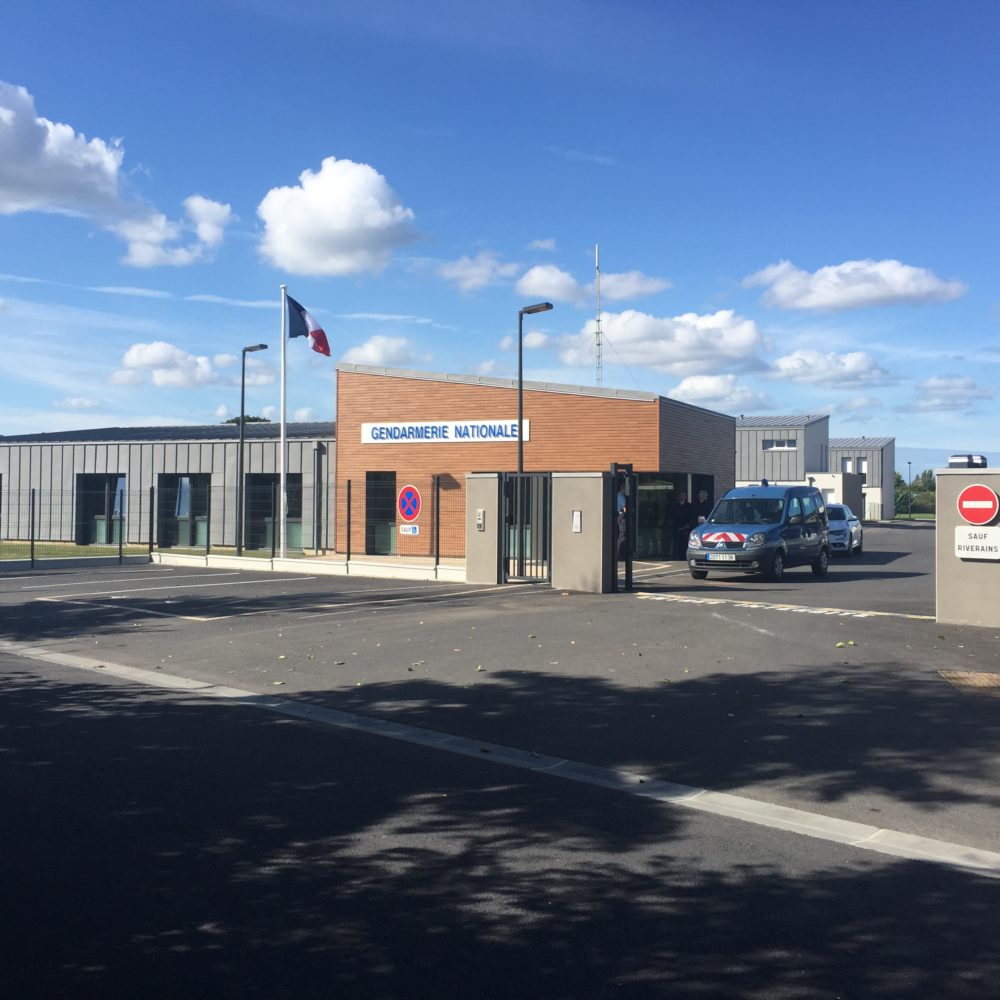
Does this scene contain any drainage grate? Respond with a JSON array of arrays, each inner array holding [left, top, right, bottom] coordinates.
[[939, 670, 1000, 696]]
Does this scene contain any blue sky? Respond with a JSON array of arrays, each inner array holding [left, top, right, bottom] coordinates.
[[1, 1, 997, 474]]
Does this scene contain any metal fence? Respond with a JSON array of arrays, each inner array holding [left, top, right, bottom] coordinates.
[[339, 475, 466, 564], [1, 477, 466, 566], [0, 482, 333, 563]]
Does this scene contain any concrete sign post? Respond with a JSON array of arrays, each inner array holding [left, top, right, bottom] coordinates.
[[937, 470, 1000, 627]]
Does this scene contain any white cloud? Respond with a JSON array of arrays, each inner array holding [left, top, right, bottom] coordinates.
[[90, 286, 171, 299], [830, 394, 884, 415], [257, 156, 416, 276], [292, 407, 315, 421], [186, 294, 276, 309], [745, 258, 967, 310], [476, 359, 499, 376], [214, 403, 229, 419], [560, 309, 765, 376], [260, 405, 277, 420], [439, 250, 518, 292], [54, 396, 100, 409], [546, 145, 616, 167], [667, 374, 774, 411], [769, 349, 892, 387], [117, 340, 219, 387], [516, 264, 583, 303], [114, 196, 234, 268], [0, 81, 123, 216], [214, 353, 237, 368], [108, 369, 144, 386], [528, 238, 556, 251], [908, 376, 995, 413], [341, 334, 424, 367], [0, 82, 234, 267], [523, 330, 549, 349], [599, 270, 670, 301]]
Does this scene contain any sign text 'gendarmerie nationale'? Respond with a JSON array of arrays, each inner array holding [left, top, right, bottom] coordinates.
[[954, 525, 1000, 561], [361, 420, 530, 444]]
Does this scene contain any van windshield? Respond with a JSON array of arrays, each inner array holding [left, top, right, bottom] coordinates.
[[710, 498, 785, 525]]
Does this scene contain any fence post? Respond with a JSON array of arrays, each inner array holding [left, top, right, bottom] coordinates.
[[117, 489, 125, 563], [205, 492, 212, 556], [30, 488, 36, 568], [270, 479, 277, 560], [434, 475, 441, 569], [149, 486, 155, 556], [345, 480, 352, 564]]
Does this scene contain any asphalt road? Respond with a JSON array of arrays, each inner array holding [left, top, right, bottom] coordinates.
[[2, 520, 999, 998]]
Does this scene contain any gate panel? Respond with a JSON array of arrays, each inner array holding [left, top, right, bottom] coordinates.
[[502, 473, 551, 583]]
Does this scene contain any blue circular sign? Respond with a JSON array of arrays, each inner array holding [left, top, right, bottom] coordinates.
[[398, 484, 422, 522]]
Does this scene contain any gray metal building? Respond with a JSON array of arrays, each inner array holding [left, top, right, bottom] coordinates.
[[736, 414, 830, 483], [828, 436, 896, 520], [0, 422, 335, 551]]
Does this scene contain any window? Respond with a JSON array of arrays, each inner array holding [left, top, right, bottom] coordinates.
[[858, 457, 868, 484], [841, 457, 853, 474], [762, 439, 797, 451], [801, 493, 819, 522]]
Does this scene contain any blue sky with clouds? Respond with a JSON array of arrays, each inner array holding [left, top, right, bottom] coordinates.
[[1, 1, 997, 472]]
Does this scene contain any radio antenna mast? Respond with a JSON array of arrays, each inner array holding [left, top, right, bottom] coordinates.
[[595, 243, 603, 386]]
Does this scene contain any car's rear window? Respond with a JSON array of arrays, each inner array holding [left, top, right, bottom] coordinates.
[[710, 498, 784, 524], [827, 508, 846, 520]]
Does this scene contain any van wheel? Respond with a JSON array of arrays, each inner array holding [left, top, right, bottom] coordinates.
[[811, 547, 829, 577], [690, 569, 708, 580], [766, 551, 784, 581]]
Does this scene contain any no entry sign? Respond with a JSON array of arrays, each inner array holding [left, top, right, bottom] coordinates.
[[957, 483, 999, 526], [397, 484, 422, 523]]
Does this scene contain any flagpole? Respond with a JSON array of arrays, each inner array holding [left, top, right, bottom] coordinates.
[[279, 283, 288, 560]]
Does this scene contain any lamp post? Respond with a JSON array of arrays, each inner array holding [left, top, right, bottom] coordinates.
[[907, 460, 912, 520], [516, 302, 553, 577], [236, 343, 268, 556]]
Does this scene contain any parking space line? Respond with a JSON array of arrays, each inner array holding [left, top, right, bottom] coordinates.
[[635, 591, 934, 621], [30, 575, 318, 600], [18, 571, 240, 591], [37, 597, 213, 622], [2, 638, 996, 881]]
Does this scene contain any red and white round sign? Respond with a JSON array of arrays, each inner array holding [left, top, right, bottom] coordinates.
[[956, 483, 999, 526]]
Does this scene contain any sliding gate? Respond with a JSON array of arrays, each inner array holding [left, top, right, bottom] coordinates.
[[502, 472, 552, 583]]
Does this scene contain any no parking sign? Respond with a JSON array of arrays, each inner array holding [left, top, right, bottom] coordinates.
[[397, 484, 422, 523]]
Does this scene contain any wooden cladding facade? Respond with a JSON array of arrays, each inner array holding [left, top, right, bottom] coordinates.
[[335, 366, 736, 557]]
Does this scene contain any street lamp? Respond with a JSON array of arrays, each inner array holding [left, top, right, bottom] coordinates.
[[237, 343, 268, 556], [907, 460, 912, 520], [516, 302, 553, 577]]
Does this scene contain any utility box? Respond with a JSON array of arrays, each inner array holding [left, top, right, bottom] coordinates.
[[936, 468, 1000, 627], [551, 473, 613, 593]]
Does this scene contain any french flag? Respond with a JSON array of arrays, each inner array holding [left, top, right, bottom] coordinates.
[[287, 295, 331, 357]]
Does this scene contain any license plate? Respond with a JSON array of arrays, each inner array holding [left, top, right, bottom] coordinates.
[[706, 552, 736, 561]]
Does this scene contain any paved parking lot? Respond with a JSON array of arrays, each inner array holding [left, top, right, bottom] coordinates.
[[2, 517, 997, 859]]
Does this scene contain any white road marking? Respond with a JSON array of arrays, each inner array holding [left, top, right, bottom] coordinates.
[[32, 575, 318, 600], [711, 611, 774, 636], [19, 571, 238, 591], [1, 638, 996, 881], [636, 591, 934, 621]]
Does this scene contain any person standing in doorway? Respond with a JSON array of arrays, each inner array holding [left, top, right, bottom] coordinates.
[[673, 492, 693, 559]]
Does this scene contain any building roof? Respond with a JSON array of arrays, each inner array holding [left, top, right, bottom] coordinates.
[[828, 436, 894, 449], [0, 421, 335, 445], [336, 362, 736, 422], [736, 414, 829, 428], [337, 362, 660, 402]]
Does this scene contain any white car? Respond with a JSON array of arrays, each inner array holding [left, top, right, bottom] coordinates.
[[826, 503, 863, 556]]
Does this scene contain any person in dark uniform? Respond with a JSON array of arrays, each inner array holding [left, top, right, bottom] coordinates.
[[695, 489, 712, 522], [673, 492, 694, 559]]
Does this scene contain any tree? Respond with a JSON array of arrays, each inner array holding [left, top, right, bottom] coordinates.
[[224, 416, 270, 424]]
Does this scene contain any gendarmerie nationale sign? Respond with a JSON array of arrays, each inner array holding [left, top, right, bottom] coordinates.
[[361, 420, 529, 444]]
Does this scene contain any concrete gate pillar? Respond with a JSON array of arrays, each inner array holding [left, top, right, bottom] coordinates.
[[936, 468, 1000, 627]]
